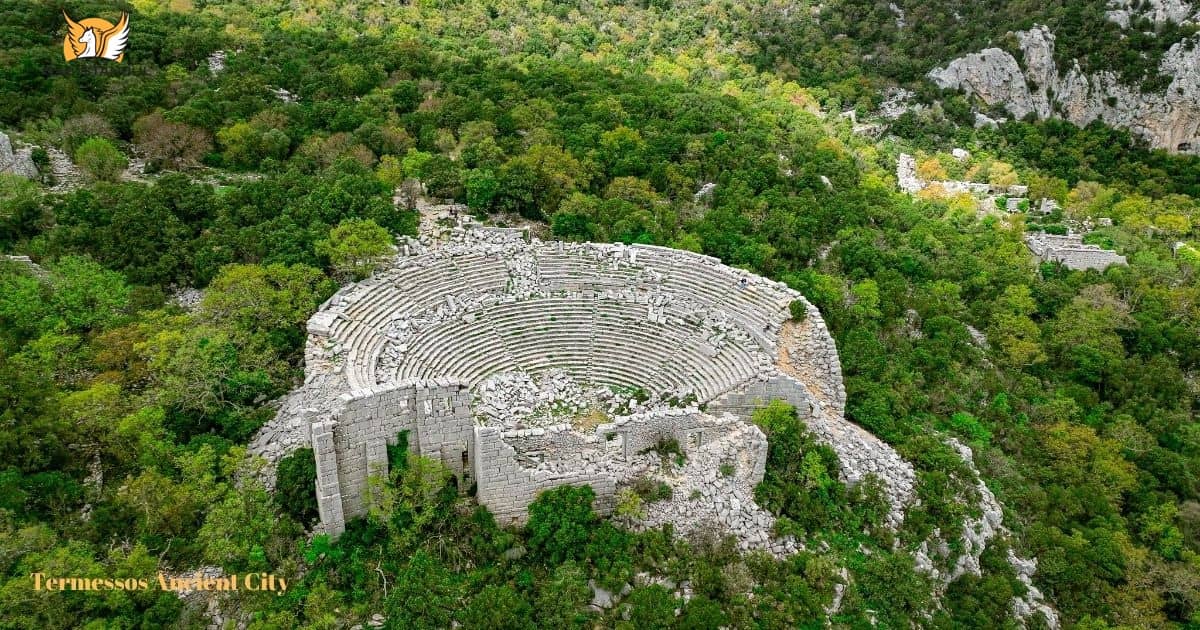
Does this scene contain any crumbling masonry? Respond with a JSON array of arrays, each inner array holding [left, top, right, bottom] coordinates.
[[252, 224, 916, 553], [1025, 233, 1127, 271]]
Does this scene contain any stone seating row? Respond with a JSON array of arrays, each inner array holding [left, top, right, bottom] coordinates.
[[336, 246, 794, 353], [396, 312, 512, 383], [381, 295, 764, 401], [590, 302, 760, 400], [323, 242, 796, 396], [448, 253, 511, 293]]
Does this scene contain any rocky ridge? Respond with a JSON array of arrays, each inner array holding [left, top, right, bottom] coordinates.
[[914, 439, 1060, 629], [1105, 0, 1200, 27], [929, 25, 1200, 153]]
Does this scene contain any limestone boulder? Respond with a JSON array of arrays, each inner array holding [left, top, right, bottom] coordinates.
[[0, 132, 38, 179]]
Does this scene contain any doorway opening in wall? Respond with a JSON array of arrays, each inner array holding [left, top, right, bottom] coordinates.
[[387, 430, 411, 475], [461, 449, 471, 488], [605, 432, 626, 460]]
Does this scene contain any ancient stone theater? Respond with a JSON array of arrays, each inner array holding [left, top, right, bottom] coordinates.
[[252, 223, 914, 554]]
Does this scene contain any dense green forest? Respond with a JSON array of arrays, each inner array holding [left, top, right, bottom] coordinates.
[[0, 0, 1198, 628]]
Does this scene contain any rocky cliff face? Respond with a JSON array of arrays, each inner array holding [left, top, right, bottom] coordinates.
[[1105, 0, 1199, 27], [928, 26, 1200, 154], [0, 132, 38, 179]]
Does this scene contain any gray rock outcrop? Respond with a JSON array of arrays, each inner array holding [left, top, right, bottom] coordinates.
[[1105, 0, 1199, 27], [929, 26, 1200, 153], [914, 439, 1060, 629], [0, 132, 38, 179]]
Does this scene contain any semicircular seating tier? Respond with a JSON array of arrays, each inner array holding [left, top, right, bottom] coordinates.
[[308, 236, 835, 406]]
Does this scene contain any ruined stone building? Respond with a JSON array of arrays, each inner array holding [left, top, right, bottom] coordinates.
[[1025, 233, 1127, 271], [897, 153, 1029, 198], [251, 226, 915, 554], [1036, 198, 1060, 215]]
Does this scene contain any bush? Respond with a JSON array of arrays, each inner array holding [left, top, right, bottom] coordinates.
[[74, 137, 127, 182], [943, 412, 992, 446], [527, 485, 598, 563], [30, 147, 48, 172], [615, 488, 645, 519], [275, 448, 319, 525], [132, 112, 212, 170], [789, 299, 809, 322], [316, 218, 394, 281], [752, 400, 851, 535], [631, 477, 673, 502], [59, 113, 116, 155]]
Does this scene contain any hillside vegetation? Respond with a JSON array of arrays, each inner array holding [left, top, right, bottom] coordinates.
[[0, 0, 1197, 627]]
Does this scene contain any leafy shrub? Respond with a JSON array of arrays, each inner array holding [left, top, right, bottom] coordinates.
[[74, 137, 127, 182], [59, 113, 116, 155], [942, 411, 992, 446], [527, 485, 598, 564], [631, 477, 673, 502], [275, 448, 319, 525], [752, 400, 860, 535], [615, 488, 645, 519], [789, 299, 808, 322]]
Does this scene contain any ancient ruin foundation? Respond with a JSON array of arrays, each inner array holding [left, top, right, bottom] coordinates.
[[1025, 233, 1127, 271], [252, 225, 915, 553]]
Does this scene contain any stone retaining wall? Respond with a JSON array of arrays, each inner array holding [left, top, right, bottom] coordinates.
[[313, 379, 473, 536], [474, 425, 617, 525]]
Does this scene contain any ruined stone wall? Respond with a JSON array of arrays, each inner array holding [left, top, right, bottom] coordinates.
[[472, 411, 758, 526], [595, 410, 743, 462], [1051, 248, 1128, 271], [1025, 234, 1127, 271], [312, 380, 473, 536], [1, 255, 49, 279], [709, 374, 815, 420], [712, 373, 916, 524], [780, 301, 846, 412], [473, 425, 617, 526]]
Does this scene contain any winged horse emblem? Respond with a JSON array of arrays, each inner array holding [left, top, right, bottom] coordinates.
[[63, 12, 130, 62]]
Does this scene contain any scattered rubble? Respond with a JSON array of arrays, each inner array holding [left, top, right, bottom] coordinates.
[[1105, 0, 1200, 27], [171, 287, 204, 312], [207, 50, 226, 75]]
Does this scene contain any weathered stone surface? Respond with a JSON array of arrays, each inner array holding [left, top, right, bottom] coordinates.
[[0, 132, 38, 179], [929, 26, 1200, 154], [1, 255, 48, 279], [207, 50, 226, 75], [1105, 0, 1199, 27], [1025, 232, 1126, 271], [914, 439, 1061, 629]]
